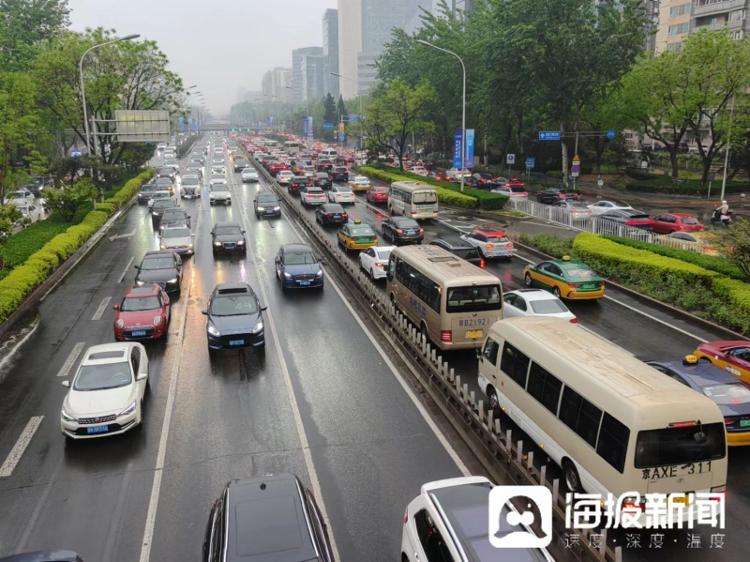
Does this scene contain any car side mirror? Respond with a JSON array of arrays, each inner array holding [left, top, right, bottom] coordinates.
[[61, 380, 70, 388], [136, 372, 148, 381], [475, 349, 482, 361], [134, 265, 140, 270], [241, 230, 246, 235], [260, 306, 268, 312], [112, 304, 120, 311], [201, 310, 208, 316]]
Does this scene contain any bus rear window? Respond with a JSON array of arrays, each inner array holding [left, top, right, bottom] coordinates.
[[413, 191, 437, 204], [447, 285, 501, 313], [634, 422, 725, 468]]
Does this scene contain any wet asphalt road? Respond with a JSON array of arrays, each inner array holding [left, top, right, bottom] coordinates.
[[0, 137, 748, 562]]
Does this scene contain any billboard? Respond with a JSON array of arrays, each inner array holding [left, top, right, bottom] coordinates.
[[114, 110, 170, 143]]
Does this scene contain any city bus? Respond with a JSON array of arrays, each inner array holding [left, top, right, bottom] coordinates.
[[477, 317, 727, 523], [387, 245, 502, 350], [284, 140, 301, 153], [388, 181, 438, 219]]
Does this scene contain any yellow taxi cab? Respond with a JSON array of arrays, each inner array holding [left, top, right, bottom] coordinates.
[[348, 175, 371, 192], [522, 256, 605, 300], [337, 219, 378, 252], [694, 340, 750, 386]]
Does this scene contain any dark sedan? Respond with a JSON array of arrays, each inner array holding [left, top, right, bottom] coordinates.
[[430, 237, 485, 267], [536, 187, 579, 204], [211, 222, 246, 256], [203, 282, 266, 354], [313, 172, 333, 190], [150, 198, 179, 223], [154, 176, 175, 194], [254, 192, 281, 219], [381, 216, 424, 245], [137, 183, 158, 205], [275, 243, 324, 291], [135, 250, 182, 295], [288, 175, 312, 196], [158, 207, 190, 230], [315, 203, 348, 226], [330, 166, 349, 183]]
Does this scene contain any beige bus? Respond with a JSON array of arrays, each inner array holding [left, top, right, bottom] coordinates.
[[478, 317, 727, 522], [388, 181, 438, 219], [387, 245, 502, 350]]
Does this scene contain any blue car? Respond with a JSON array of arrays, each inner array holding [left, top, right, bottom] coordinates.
[[274, 243, 324, 291], [648, 355, 750, 447]]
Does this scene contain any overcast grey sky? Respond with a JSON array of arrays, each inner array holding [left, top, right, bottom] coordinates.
[[69, 0, 336, 116]]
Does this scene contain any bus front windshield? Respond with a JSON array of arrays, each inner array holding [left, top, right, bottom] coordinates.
[[447, 285, 502, 313], [413, 190, 437, 204]]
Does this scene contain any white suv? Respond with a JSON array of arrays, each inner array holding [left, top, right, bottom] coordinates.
[[277, 170, 294, 185], [401, 476, 554, 562]]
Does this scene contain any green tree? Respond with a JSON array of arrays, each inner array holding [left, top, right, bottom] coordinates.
[[716, 217, 750, 279], [0, 203, 22, 243], [323, 93, 337, 141], [364, 79, 436, 169], [43, 178, 97, 221], [337, 95, 347, 121], [0, 0, 70, 70]]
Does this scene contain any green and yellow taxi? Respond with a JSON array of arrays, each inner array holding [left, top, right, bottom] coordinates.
[[523, 256, 605, 300], [337, 219, 378, 252]]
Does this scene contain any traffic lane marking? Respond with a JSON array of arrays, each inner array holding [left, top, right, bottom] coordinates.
[[91, 296, 112, 321], [56, 342, 85, 378], [0, 416, 44, 478], [118, 256, 135, 284]]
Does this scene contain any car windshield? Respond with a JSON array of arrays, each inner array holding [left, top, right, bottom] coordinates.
[[141, 257, 174, 270], [154, 201, 175, 209], [156, 178, 172, 186], [375, 248, 392, 261], [182, 178, 200, 185], [413, 191, 437, 203], [485, 235, 509, 243], [702, 383, 750, 404], [338, 185, 353, 192], [395, 219, 419, 228], [350, 225, 374, 236], [210, 184, 227, 191], [530, 299, 568, 314], [210, 295, 258, 316], [511, 186, 526, 193], [163, 227, 190, 238], [257, 196, 278, 205], [285, 251, 316, 265], [214, 226, 240, 236], [447, 285, 502, 313], [74, 362, 132, 391], [121, 296, 161, 311]]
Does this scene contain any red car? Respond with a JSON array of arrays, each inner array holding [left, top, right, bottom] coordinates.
[[694, 340, 750, 386], [505, 177, 526, 189], [366, 186, 389, 204], [113, 284, 171, 341], [268, 162, 289, 176], [651, 213, 704, 234]]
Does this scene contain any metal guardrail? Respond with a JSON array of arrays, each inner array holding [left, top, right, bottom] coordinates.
[[509, 198, 711, 253], [248, 153, 622, 562]]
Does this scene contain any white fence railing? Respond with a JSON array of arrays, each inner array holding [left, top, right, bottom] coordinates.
[[509, 198, 709, 254]]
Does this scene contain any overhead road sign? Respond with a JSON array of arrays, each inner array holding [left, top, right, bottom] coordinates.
[[538, 131, 561, 141]]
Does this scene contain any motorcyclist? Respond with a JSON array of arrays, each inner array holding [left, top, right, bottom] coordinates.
[[712, 200, 732, 226]]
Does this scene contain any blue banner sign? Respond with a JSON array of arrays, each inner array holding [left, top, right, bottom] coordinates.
[[453, 128, 463, 169], [464, 128, 475, 169]]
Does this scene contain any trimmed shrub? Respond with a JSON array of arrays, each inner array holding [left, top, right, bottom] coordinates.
[[358, 166, 478, 208], [0, 219, 70, 269], [517, 233, 574, 258]]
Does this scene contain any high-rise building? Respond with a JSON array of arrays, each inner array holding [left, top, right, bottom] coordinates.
[[292, 47, 324, 103], [323, 9, 340, 99], [262, 67, 292, 103], [301, 53, 328, 103], [654, 1, 748, 53], [337, 0, 362, 99], [655, 1, 692, 52]]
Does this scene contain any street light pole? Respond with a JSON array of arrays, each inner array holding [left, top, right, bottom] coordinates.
[[417, 40, 466, 192], [720, 95, 736, 203], [78, 34, 140, 158]]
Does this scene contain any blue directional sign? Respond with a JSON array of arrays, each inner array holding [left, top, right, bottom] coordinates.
[[323, 122, 335, 130], [70, 150, 82, 158], [538, 131, 561, 141], [464, 129, 475, 169], [525, 157, 535, 170], [348, 113, 360, 123], [607, 128, 616, 140], [453, 129, 463, 169]]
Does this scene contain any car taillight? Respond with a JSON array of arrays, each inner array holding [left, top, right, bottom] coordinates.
[[505, 242, 513, 248], [411, 211, 417, 215], [397, 229, 404, 235], [724, 417, 737, 427], [486, 243, 495, 249], [403, 509, 408, 525], [418, 227, 424, 234], [342, 213, 348, 220], [479, 259, 486, 268], [375, 263, 384, 269], [440, 330, 452, 342], [568, 283, 579, 289], [569, 318, 577, 323]]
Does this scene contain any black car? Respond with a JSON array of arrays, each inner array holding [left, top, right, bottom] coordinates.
[[233, 158, 249, 172], [203, 282, 265, 353], [317, 161, 333, 173], [155, 176, 175, 194], [289, 175, 312, 196], [275, 244, 324, 291], [315, 203, 348, 226], [330, 166, 348, 183], [150, 198, 179, 223], [313, 172, 332, 190], [203, 473, 333, 562], [381, 216, 423, 245], [535, 188, 563, 204], [254, 193, 281, 219], [470, 173, 498, 189], [156, 166, 177, 181], [159, 207, 191, 230], [138, 183, 159, 205], [430, 237, 485, 267], [211, 222, 246, 256], [0, 552, 84, 562], [135, 250, 182, 295]]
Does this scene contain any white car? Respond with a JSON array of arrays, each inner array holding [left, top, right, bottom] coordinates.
[[359, 246, 395, 280], [209, 184, 231, 205], [300, 186, 327, 207], [160, 225, 194, 256], [209, 177, 227, 187], [302, 166, 316, 178], [277, 170, 294, 185], [402, 476, 555, 562], [502, 289, 576, 322], [241, 168, 259, 183], [587, 200, 633, 216], [328, 183, 355, 205], [8, 188, 35, 206], [211, 165, 226, 176], [60, 343, 149, 440], [409, 166, 429, 176]]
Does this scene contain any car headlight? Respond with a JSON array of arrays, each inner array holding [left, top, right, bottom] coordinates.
[[167, 277, 178, 284], [315, 270, 324, 278], [119, 401, 137, 417], [251, 320, 264, 334], [207, 324, 220, 336], [154, 315, 162, 326], [115, 319, 125, 329], [61, 407, 76, 422], [237, 239, 245, 245], [283, 272, 292, 278], [273, 206, 280, 211], [257, 206, 265, 211], [214, 241, 222, 246], [135, 279, 145, 286]]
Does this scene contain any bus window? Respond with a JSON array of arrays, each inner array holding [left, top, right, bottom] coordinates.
[[482, 338, 500, 366], [635, 423, 726, 468], [558, 386, 602, 447], [527, 363, 563, 415], [500, 343, 530, 388], [413, 191, 437, 204], [596, 413, 630, 473], [446, 285, 501, 313]]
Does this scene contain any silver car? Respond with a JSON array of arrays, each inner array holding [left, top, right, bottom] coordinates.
[[160, 225, 194, 256]]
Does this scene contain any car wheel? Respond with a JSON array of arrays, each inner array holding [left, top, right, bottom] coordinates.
[[562, 459, 583, 493], [487, 386, 501, 418], [523, 273, 533, 287], [553, 286, 562, 298], [370, 267, 376, 281]]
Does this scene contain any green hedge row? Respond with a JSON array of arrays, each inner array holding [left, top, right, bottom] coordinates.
[[572, 233, 750, 334], [358, 166, 478, 208], [0, 169, 154, 325], [624, 176, 749, 195], [0, 220, 71, 270], [602, 235, 745, 281], [516, 233, 574, 258]]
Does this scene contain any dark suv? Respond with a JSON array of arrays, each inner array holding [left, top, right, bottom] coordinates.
[[203, 473, 334, 562], [203, 282, 265, 354], [430, 237, 485, 267], [330, 166, 348, 183], [289, 175, 312, 196]]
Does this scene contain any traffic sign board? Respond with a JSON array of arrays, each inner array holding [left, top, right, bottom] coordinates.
[[571, 155, 581, 178], [506, 153, 516, 165], [538, 131, 561, 141], [607, 128, 616, 140], [525, 157, 535, 170]]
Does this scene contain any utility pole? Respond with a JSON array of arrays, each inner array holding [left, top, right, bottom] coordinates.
[[720, 95, 736, 202]]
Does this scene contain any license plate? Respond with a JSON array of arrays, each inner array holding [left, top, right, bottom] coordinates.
[[132, 330, 146, 337], [229, 339, 244, 347], [407, 230, 416, 235], [87, 425, 109, 434], [741, 420, 750, 428], [466, 329, 483, 340], [333, 214, 341, 218], [671, 496, 690, 504], [224, 244, 234, 249], [299, 281, 311, 286]]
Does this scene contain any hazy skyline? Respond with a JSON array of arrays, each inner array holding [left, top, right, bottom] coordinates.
[[69, 0, 336, 116]]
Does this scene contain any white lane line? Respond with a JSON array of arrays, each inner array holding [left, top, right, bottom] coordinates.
[[56, 342, 85, 378], [138, 198, 195, 562], [0, 319, 39, 378], [0, 416, 44, 478], [91, 296, 112, 321], [118, 256, 135, 284], [283, 213, 471, 477], [238, 194, 342, 562], [109, 228, 137, 242], [16, 455, 64, 551]]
